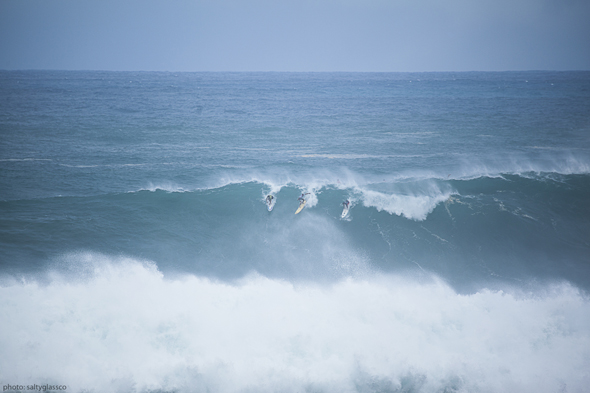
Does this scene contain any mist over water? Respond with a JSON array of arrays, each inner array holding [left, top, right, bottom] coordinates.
[[1, 71, 590, 392]]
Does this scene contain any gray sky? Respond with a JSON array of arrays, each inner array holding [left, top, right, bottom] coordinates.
[[1, 0, 589, 72]]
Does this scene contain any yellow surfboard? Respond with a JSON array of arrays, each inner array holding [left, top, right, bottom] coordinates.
[[295, 200, 306, 214]]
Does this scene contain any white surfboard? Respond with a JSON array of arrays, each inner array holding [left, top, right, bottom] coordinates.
[[340, 206, 350, 218], [341, 201, 350, 218], [266, 195, 276, 212], [295, 200, 306, 214]]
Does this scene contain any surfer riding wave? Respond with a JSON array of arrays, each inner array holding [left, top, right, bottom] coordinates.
[[298, 193, 310, 203]]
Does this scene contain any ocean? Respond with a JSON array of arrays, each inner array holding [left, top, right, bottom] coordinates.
[[1, 70, 589, 392]]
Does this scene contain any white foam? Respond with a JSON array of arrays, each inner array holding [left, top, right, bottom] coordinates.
[[0, 158, 52, 162], [359, 189, 451, 221], [297, 153, 384, 159], [356, 180, 454, 221], [1, 254, 589, 393], [140, 182, 187, 193]]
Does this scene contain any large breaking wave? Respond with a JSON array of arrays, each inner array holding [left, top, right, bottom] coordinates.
[[2, 171, 589, 289]]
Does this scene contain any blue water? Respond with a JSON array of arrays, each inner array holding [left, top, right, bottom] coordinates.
[[1, 71, 590, 392]]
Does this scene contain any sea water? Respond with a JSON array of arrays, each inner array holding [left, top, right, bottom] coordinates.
[[1, 71, 589, 392]]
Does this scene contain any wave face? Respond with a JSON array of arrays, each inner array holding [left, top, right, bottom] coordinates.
[[2, 173, 589, 291], [1, 71, 590, 392]]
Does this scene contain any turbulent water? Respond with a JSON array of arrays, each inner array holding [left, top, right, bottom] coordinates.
[[1, 71, 590, 393]]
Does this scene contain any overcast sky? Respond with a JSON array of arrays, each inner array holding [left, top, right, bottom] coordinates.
[[1, 0, 589, 72]]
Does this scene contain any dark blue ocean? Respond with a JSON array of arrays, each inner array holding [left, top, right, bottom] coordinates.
[[1, 71, 590, 393]]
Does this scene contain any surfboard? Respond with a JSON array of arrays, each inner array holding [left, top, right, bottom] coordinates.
[[295, 200, 306, 214], [341, 203, 350, 218], [266, 195, 275, 212]]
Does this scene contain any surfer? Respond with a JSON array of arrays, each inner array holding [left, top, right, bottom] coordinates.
[[295, 193, 309, 214], [298, 193, 310, 202], [341, 200, 350, 218], [266, 194, 276, 212]]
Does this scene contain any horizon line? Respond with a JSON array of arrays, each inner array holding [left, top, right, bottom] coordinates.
[[2, 68, 589, 73]]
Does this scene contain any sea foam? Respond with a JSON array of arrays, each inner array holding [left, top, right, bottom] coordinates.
[[1, 253, 589, 393]]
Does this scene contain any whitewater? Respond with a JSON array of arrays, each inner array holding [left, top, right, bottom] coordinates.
[[1, 71, 590, 393]]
